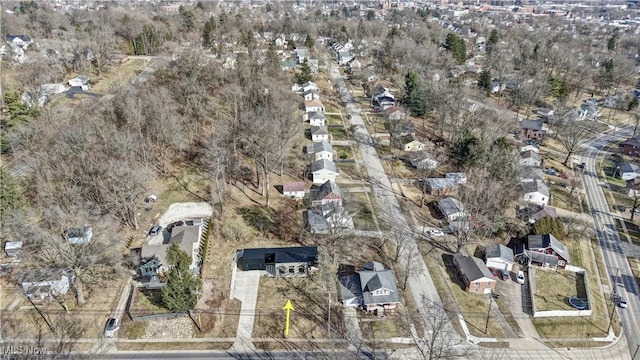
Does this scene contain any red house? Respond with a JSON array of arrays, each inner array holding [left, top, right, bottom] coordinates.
[[619, 138, 640, 157], [521, 119, 544, 140]]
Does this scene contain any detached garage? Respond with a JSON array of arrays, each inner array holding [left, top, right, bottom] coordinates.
[[485, 244, 515, 272]]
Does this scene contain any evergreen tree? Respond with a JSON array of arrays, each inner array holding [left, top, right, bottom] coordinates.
[[366, 10, 376, 21], [404, 71, 427, 117], [304, 34, 314, 48], [486, 29, 498, 55], [295, 59, 313, 84], [444, 32, 466, 64], [179, 6, 195, 32], [202, 16, 215, 48], [478, 69, 492, 94], [607, 35, 617, 52], [161, 244, 202, 312], [0, 167, 24, 222]]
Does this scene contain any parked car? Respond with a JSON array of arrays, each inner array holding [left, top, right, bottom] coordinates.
[[578, 162, 586, 169], [148, 225, 162, 236], [618, 297, 628, 309], [425, 228, 444, 237], [516, 271, 525, 285], [104, 318, 119, 338], [543, 168, 557, 176], [501, 270, 510, 281], [166, 220, 185, 232]]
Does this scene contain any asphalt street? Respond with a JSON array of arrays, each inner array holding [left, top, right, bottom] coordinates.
[[581, 126, 640, 358]]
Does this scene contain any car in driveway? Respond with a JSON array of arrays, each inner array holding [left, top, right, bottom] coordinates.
[[104, 318, 119, 338], [516, 270, 525, 284], [501, 270, 510, 281], [543, 168, 557, 176], [148, 225, 162, 236]]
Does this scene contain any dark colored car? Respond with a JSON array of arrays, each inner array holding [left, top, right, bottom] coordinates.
[[166, 220, 185, 232], [501, 270, 510, 281], [148, 225, 162, 236], [578, 163, 586, 169]]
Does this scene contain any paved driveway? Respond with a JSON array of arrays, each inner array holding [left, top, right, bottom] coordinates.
[[233, 270, 261, 340]]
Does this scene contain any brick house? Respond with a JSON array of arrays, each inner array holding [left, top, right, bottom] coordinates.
[[452, 253, 497, 294]]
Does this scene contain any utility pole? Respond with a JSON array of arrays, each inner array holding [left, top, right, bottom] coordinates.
[[607, 268, 620, 333], [327, 292, 331, 338], [484, 294, 493, 334], [632, 344, 639, 360]]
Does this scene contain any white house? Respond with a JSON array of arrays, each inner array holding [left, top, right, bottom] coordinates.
[[307, 141, 334, 161], [485, 244, 515, 272], [282, 181, 306, 200], [522, 180, 549, 206], [616, 162, 640, 181], [409, 151, 437, 170], [310, 126, 330, 142], [301, 82, 318, 93], [303, 89, 321, 101], [305, 99, 325, 113], [6, 35, 33, 50], [21, 83, 68, 108], [445, 172, 467, 185], [68, 75, 90, 90], [311, 159, 339, 184], [304, 111, 326, 126], [519, 150, 541, 167]]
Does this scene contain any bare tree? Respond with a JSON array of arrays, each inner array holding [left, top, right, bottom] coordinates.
[[554, 117, 597, 165], [412, 296, 465, 360]]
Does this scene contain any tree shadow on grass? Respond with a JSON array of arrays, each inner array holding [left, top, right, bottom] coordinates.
[[236, 206, 277, 234]]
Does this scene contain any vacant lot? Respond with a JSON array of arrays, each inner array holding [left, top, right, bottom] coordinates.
[[533, 269, 579, 312]]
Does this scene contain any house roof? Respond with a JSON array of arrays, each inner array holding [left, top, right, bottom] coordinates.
[[307, 208, 330, 233], [305, 99, 324, 108], [528, 250, 559, 266], [426, 178, 458, 191], [304, 88, 320, 97], [618, 162, 640, 174], [66, 226, 93, 245], [242, 246, 318, 265], [453, 253, 496, 283], [302, 82, 318, 90], [520, 150, 541, 162], [311, 159, 338, 174], [408, 150, 434, 163], [312, 180, 342, 201], [521, 119, 543, 131], [363, 261, 385, 271], [309, 141, 333, 154], [307, 111, 325, 120], [141, 225, 201, 266], [339, 273, 362, 302], [5, 241, 23, 251], [445, 173, 467, 183], [283, 181, 305, 192], [18, 268, 70, 284], [621, 138, 640, 147], [530, 206, 557, 221], [519, 166, 544, 181], [6, 34, 31, 42], [522, 180, 549, 197], [485, 244, 514, 263], [437, 197, 465, 217], [527, 233, 571, 263], [310, 125, 329, 136], [358, 269, 400, 306], [627, 177, 640, 190]]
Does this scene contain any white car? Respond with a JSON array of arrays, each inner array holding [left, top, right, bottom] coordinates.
[[104, 318, 119, 338], [516, 271, 525, 285], [425, 228, 444, 237], [618, 297, 628, 309]]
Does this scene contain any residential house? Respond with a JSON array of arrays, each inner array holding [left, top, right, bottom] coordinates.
[[537, 108, 554, 121], [281, 59, 297, 71], [520, 144, 540, 154], [385, 106, 406, 121], [307, 141, 334, 161], [522, 180, 549, 206], [308, 59, 319, 74], [295, 47, 310, 64], [19, 269, 73, 302], [6, 35, 33, 49], [519, 166, 545, 182], [282, 181, 306, 200], [408, 151, 437, 170], [528, 205, 558, 223], [619, 137, 640, 157], [485, 244, 515, 272], [304, 111, 326, 126], [579, 102, 600, 119], [68, 75, 90, 90], [65, 226, 93, 245], [337, 51, 354, 65], [346, 58, 362, 74], [305, 99, 325, 113], [373, 87, 395, 109], [140, 221, 204, 277], [437, 197, 467, 222], [340, 261, 401, 311], [238, 246, 318, 277], [519, 150, 542, 167], [397, 134, 425, 152], [446, 172, 467, 185], [310, 126, 330, 142], [627, 177, 640, 197], [452, 253, 497, 294], [425, 178, 459, 196], [515, 233, 571, 269], [4, 241, 23, 257], [21, 83, 68, 108], [311, 180, 342, 206], [303, 88, 321, 101], [311, 159, 339, 184], [521, 119, 544, 140], [306, 204, 354, 234], [301, 82, 319, 93], [616, 162, 640, 180]]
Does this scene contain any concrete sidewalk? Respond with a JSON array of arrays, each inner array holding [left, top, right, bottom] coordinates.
[[232, 270, 261, 350]]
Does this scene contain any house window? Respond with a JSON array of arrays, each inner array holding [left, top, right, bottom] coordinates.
[[558, 260, 565, 266], [474, 282, 479, 287], [289, 266, 295, 274], [298, 265, 306, 274], [278, 266, 286, 275]]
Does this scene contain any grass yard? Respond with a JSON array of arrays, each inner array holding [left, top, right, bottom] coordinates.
[[359, 310, 412, 340], [337, 163, 362, 180], [252, 273, 343, 339], [90, 59, 149, 94], [550, 183, 586, 213], [330, 127, 349, 141], [348, 192, 378, 231], [327, 114, 344, 125], [533, 269, 579, 311], [334, 145, 354, 160]]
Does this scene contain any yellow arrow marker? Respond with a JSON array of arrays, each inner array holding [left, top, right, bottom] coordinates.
[[283, 299, 295, 337]]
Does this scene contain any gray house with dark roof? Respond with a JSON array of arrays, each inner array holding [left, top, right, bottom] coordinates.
[[140, 223, 203, 277], [311, 180, 342, 206], [311, 159, 339, 184], [339, 261, 400, 311], [522, 180, 549, 206], [238, 246, 318, 277], [437, 197, 467, 222]]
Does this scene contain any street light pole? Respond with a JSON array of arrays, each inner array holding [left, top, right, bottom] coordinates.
[[484, 295, 493, 334]]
